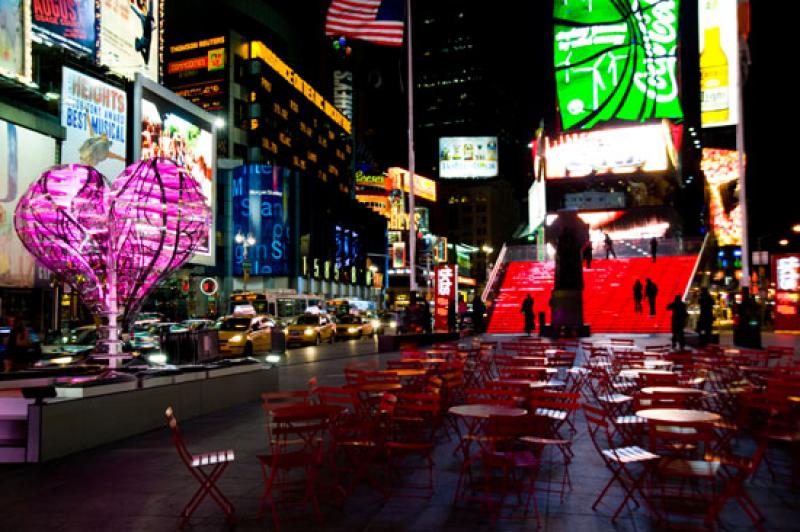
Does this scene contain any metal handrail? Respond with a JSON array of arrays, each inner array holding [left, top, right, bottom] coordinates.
[[481, 243, 508, 303]]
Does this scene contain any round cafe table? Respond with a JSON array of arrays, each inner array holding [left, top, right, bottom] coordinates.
[[640, 386, 705, 396], [449, 404, 527, 461], [635, 408, 720, 424]]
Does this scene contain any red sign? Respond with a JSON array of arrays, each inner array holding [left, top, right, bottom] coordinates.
[[434, 265, 456, 331], [773, 254, 800, 331]]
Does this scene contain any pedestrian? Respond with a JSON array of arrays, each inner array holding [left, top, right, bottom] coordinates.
[[420, 298, 432, 334], [582, 242, 593, 269], [633, 279, 643, 313], [447, 298, 456, 333], [471, 294, 486, 334], [457, 296, 468, 330], [650, 237, 658, 263], [667, 295, 688, 351], [4, 317, 32, 372], [604, 232, 616, 259], [520, 293, 535, 336], [645, 278, 658, 316], [696, 287, 714, 346]]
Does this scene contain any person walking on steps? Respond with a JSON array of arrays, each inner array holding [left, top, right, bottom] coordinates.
[[696, 287, 714, 346], [582, 241, 593, 269], [604, 232, 616, 259], [650, 237, 658, 263], [645, 278, 658, 316], [667, 295, 688, 351], [521, 294, 535, 336], [633, 279, 643, 314]]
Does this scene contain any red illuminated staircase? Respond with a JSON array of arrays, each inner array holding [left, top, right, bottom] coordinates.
[[486, 256, 699, 334]]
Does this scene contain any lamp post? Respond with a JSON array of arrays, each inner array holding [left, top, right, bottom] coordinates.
[[235, 232, 256, 291]]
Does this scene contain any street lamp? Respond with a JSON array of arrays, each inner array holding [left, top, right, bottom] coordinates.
[[235, 232, 256, 290]]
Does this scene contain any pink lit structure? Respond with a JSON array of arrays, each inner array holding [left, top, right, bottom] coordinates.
[[14, 159, 211, 367]]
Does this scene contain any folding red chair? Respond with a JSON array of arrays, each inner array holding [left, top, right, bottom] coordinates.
[[582, 403, 659, 522], [165, 407, 235, 529]]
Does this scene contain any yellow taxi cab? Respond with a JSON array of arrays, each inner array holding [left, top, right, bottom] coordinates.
[[217, 314, 273, 357], [335, 314, 375, 340], [285, 314, 335, 347]]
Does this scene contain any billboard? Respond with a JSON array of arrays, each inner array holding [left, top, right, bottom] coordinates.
[[528, 178, 546, 231], [134, 75, 215, 265], [99, 0, 159, 80], [434, 264, 455, 331], [0, 0, 31, 81], [773, 254, 800, 331], [32, 0, 96, 56], [61, 67, 127, 178], [231, 165, 290, 277], [1, 119, 56, 288], [387, 167, 437, 201], [700, 148, 741, 246], [545, 124, 672, 179], [699, 0, 739, 128], [439, 137, 498, 178], [164, 35, 227, 112], [554, 0, 683, 130]]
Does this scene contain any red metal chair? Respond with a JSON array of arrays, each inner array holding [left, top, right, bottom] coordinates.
[[165, 407, 235, 529]]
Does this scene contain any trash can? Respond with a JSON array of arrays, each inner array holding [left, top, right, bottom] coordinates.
[[271, 330, 286, 353], [163, 329, 193, 364], [192, 329, 219, 363]]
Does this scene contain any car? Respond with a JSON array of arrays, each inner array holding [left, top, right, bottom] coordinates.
[[217, 315, 273, 357], [131, 312, 167, 327], [285, 314, 335, 347], [170, 319, 216, 333], [377, 312, 400, 335], [335, 315, 375, 340], [37, 325, 95, 366]]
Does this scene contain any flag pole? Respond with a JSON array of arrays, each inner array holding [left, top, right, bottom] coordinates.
[[406, 0, 417, 293]]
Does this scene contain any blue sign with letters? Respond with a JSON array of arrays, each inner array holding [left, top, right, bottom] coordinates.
[[232, 165, 290, 276]]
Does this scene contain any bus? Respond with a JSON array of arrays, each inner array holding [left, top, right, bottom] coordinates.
[[228, 290, 324, 324], [326, 298, 376, 317]]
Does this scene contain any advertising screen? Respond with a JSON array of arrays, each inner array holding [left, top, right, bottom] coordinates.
[[528, 178, 546, 231], [700, 148, 741, 246], [61, 67, 127, 178], [387, 167, 437, 201], [231, 165, 290, 277], [1, 119, 56, 288], [545, 124, 671, 179], [32, 0, 96, 56], [773, 254, 800, 331], [699, 0, 739, 128], [434, 264, 455, 331], [554, 0, 683, 130], [164, 35, 227, 112], [134, 75, 215, 265], [0, 0, 31, 81], [99, 0, 159, 80], [439, 137, 498, 178], [334, 225, 360, 271]]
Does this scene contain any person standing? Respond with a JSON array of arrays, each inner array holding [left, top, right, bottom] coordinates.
[[696, 287, 714, 346], [667, 295, 688, 351], [457, 296, 468, 330], [604, 233, 616, 259], [471, 294, 486, 334], [582, 242, 593, 269], [447, 298, 456, 333], [645, 278, 658, 316], [520, 294, 535, 336], [4, 318, 32, 372], [633, 279, 643, 313], [650, 237, 658, 263]]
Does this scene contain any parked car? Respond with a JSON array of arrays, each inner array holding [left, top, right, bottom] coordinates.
[[335, 315, 375, 340], [131, 312, 167, 327], [285, 314, 335, 347], [377, 312, 400, 335], [217, 315, 273, 357], [37, 325, 94, 366], [170, 319, 216, 333]]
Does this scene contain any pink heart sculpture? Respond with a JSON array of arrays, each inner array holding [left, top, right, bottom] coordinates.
[[14, 158, 211, 323]]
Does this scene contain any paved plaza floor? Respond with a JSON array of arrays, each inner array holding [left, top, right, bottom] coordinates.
[[0, 332, 798, 531]]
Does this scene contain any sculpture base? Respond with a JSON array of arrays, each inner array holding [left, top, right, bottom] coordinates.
[[548, 289, 589, 338]]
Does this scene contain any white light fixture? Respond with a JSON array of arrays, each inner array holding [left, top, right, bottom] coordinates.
[[214, 118, 225, 129]]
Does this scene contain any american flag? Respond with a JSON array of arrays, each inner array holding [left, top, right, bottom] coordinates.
[[325, 0, 405, 47]]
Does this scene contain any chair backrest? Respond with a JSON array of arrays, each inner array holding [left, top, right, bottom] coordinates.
[[500, 367, 547, 381], [307, 377, 319, 401], [648, 418, 715, 458], [316, 386, 362, 415], [165, 406, 193, 469], [581, 403, 614, 453], [270, 405, 332, 462], [343, 368, 364, 386], [358, 370, 401, 385], [638, 372, 679, 387], [261, 391, 310, 449]]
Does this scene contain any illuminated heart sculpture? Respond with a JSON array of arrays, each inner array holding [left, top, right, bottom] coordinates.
[[14, 159, 210, 361]]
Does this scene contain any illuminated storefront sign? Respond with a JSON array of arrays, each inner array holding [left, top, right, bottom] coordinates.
[[433, 237, 448, 264], [61, 67, 128, 178], [250, 41, 351, 134], [99, 0, 160, 80], [32, 0, 95, 56], [0, 1, 31, 82], [439, 136, 498, 178], [333, 70, 353, 120], [545, 124, 672, 179], [700, 148, 741, 246], [164, 35, 226, 112], [554, 0, 683, 130], [434, 264, 456, 331], [699, 0, 739, 128], [392, 242, 406, 269], [774, 254, 800, 331], [387, 167, 437, 202]]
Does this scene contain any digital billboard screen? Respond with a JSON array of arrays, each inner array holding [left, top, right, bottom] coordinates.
[[439, 137, 498, 178], [1, 119, 56, 288], [0, 0, 31, 82], [61, 67, 127, 178], [699, 0, 739, 128], [32, 0, 96, 56], [134, 75, 215, 265], [164, 35, 227, 113], [700, 148, 741, 246], [554, 0, 683, 130], [231, 165, 290, 277], [773, 254, 800, 331], [99, 0, 159, 80]]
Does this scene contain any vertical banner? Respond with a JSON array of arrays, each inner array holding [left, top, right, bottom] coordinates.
[[231, 164, 291, 276], [392, 241, 406, 269], [773, 254, 800, 331], [61, 67, 128, 177], [1, 120, 56, 288], [332, 70, 353, 120], [699, 0, 739, 128], [0, 0, 31, 81], [434, 264, 455, 331]]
